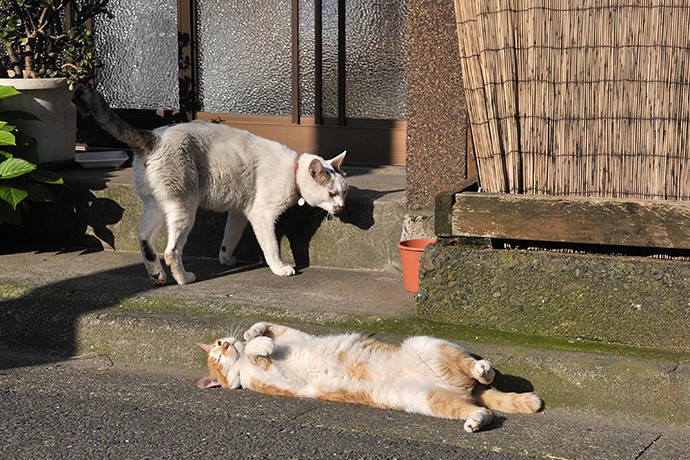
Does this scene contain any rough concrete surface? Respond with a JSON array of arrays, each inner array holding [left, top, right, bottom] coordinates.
[[418, 241, 690, 352]]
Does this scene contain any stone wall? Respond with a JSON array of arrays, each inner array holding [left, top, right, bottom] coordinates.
[[417, 240, 690, 352]]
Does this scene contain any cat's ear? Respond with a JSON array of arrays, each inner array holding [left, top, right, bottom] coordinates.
[[196, 373, 221, 389], [328, 150, 347, 173], [309, 159, 330, 185], [196, 342, 211, 355]]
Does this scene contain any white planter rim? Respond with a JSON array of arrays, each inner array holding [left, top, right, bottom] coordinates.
[[0, 77, 69, 91]]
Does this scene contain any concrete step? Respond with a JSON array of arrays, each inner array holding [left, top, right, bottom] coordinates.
[[2, 164, 434, 272]]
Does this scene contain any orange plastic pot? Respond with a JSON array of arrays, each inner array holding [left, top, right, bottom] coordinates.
[[396, 238, 436, 293]]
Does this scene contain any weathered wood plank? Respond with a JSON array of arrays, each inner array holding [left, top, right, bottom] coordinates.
[[450, 193, 690, 249]]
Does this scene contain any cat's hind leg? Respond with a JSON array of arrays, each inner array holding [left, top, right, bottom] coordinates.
[[161, 199, 198, 284], [406, 337, 495, 387], [219, 210, 247, 266], [138, 200, 167, 285], [436, 343, 495, 385], [427, 387, 493, 432], [473, 386, 542, 415]]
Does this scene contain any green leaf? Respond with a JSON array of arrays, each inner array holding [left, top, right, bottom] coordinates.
[[0, 184, 29, 209], [18, 182, 54, 202], [0, 130, 16, 147], [29, 169, 63, 185], [0, 85, 20, 102], [0, 157, 36, 179]]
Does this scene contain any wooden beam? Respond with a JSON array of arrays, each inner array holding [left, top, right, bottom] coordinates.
[[450, 193, 690, 249], [196, 113, 407, 165], [435, 178, 479, 236]]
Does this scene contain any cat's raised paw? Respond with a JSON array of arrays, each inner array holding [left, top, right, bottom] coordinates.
[[270, 264, 296, 276], [246, 336, 275, 356], [244, 322, 268, 341], [473, 360, 495, 384]]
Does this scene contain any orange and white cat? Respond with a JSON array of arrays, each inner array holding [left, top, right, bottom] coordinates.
[[197, 322, 542, 432]]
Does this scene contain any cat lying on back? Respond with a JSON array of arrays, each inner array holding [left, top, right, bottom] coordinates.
[[72, 85, 348, 285], [197, 322, 542, 432]]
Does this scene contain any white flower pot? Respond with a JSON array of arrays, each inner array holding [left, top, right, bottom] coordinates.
[[0, 78, 76, 165]]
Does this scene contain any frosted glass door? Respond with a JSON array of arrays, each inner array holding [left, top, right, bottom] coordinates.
[[197, 0, 407, 120], [93, 0, 179, 110]]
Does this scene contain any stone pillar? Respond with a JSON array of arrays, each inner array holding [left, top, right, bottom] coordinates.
[[406, 0, 468, 210]]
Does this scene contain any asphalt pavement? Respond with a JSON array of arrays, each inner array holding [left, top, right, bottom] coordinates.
[[2, 350, 689, 460]]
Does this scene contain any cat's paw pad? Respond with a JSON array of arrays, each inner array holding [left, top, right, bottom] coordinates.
[[270, 264, 295, 276], [463, 410, 492, 433], [243, 323, 268, 341], [473, 359, 495, 384], [246, 336, 275, 356]]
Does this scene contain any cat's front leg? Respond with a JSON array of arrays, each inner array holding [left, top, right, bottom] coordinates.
[[243, 322, 268, 341], [246, 336, 275, 356], [245, 336, 276, 370], [247, 211, 295, 276], [244, 322, 314, 342]]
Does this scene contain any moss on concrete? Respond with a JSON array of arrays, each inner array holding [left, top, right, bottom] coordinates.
[[417, 242, 690, 352]]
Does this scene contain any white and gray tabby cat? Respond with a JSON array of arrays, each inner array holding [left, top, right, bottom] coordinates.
[[72, 86, 348, 285], [197, 322, 542, 432]]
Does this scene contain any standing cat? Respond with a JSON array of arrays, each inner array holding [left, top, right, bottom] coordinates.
[[197, 322, 542, 432], [72, 86, 348, 285]]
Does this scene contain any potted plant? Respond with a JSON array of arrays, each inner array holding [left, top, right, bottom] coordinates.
[[0, 0, 111, 164], [0, 84, 63, 225]]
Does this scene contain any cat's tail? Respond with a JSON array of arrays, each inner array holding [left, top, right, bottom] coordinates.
[[474, 386, 543, 414], [72, 84, 158, 152]]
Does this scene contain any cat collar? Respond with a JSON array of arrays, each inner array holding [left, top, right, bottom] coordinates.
[[294, 160, 305, 206]]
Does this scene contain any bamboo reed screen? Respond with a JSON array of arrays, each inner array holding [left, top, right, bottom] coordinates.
[[454, 0, 690, 201]]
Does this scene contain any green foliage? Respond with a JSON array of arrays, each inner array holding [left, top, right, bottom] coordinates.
[[0, 84, 62, 225], [0, 0, 112, 86]]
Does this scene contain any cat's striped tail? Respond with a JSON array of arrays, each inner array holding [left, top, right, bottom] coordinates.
[[72, 85, 158, 152], [474, 387, 543, 414]]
